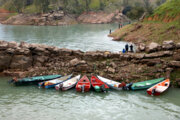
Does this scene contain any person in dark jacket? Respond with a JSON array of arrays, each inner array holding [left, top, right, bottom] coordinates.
[[130, 44, 134, 52], [125, 44, 129, 52]]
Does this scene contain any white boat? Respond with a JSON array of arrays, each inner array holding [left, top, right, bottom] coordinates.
[[55, 75, 81, 91], [39, 74, 72, 88], [97, 75, 125, 90]]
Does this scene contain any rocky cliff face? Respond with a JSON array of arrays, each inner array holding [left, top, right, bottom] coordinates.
[[1, 10, 130, 25], [77, 11, 130, 24], [1, 11, 77, 26], [0, 40, 180, 87]]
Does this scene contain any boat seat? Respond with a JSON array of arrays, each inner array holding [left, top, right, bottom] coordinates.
[[155, 86, 167, 93]]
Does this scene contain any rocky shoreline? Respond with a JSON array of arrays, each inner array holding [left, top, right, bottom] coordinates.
[[0, 40, 180, 87], [0, 10, 130, 26]]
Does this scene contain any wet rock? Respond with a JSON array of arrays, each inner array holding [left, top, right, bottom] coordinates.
[[8, 41, 19, 49], [0, 40, 8, 50], [169, 61, 180, 68], [138, 43, 146, 51], [5, 48, 15, 54], [15, 47, 31, 55], [146, 42, 161, 53], [19, 42, 30, 48], [70, 58, 86, 66], [10, 55, 33, 70], [59, 48, 73, 56], [144, 51, 173, 58], [107, 67, 115, 73], [162, 40, 175, 50]]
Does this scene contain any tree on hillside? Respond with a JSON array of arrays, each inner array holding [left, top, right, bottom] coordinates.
[[143, 0, 153, 14], [85, 0, 91, 12], [123, 0, 129, 7], [99, 0, 105, 10], [13, 0, 26, 13], [156, 0, 166, 6], [34, 0, 50, 13], [26, 0, 33, 6], [62, 0, 68, 13]]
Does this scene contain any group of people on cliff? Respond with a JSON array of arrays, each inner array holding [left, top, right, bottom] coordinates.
[[122, 44, 134, 53]]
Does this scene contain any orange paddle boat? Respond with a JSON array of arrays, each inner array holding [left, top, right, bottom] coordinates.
[[147, 79, 170, 96]]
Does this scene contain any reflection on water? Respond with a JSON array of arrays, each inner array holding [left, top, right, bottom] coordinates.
[[0, 24, 130, 52], [0, 77, 180, 120]]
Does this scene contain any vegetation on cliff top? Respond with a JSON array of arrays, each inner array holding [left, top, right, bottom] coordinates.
[[110, 0, 180, 44], [0, 0, 165, 19], [151, 0, 180, 21]]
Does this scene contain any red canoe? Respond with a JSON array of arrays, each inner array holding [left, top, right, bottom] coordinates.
[[91, 76, 109, 92], [76, 75, 91, 92], [147, 79, 170, 96]]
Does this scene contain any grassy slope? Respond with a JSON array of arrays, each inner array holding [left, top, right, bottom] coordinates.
[[110, 0, 180, 44], [151, 0, 180, 21]]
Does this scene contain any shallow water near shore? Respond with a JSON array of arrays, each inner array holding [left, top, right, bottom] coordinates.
[[0, 24, 129, 52], [0, 77, 180, 120]]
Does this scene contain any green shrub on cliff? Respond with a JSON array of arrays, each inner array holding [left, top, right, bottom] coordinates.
[[0, 0, 164, 17], [151, 0, 180, 21]]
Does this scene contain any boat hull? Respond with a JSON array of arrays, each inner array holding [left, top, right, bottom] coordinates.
[[91, 76, 109, 92], [97, 75, 124, 90], [55, 75, 80, 91], [131, 78, 165, 90], [13, 75, 61, 86], [39, 74, 72, 88], [147, 79, 170, 96], [76, 75, 91, 92]]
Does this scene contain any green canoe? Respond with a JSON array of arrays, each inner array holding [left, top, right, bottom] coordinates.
[[131, 77, 165, 90], [11, 74, 61, 86]]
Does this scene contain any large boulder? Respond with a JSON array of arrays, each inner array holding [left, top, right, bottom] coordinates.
[[10, 55, 32, 70], [162, 40, 175, 50], [70, 58, 86, 66], [138, 43, 146, 51], [0, 40, 8, 50], [15, 47, 31, 55], [29, 44, 50, 55], [107, 67, 115, 73], [146, 42, 161, 53], [8, 41, 19, 49]]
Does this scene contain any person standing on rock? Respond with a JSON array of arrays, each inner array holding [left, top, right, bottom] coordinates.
[[125, 44, 129, 52], [130, 44, 134, 52]]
